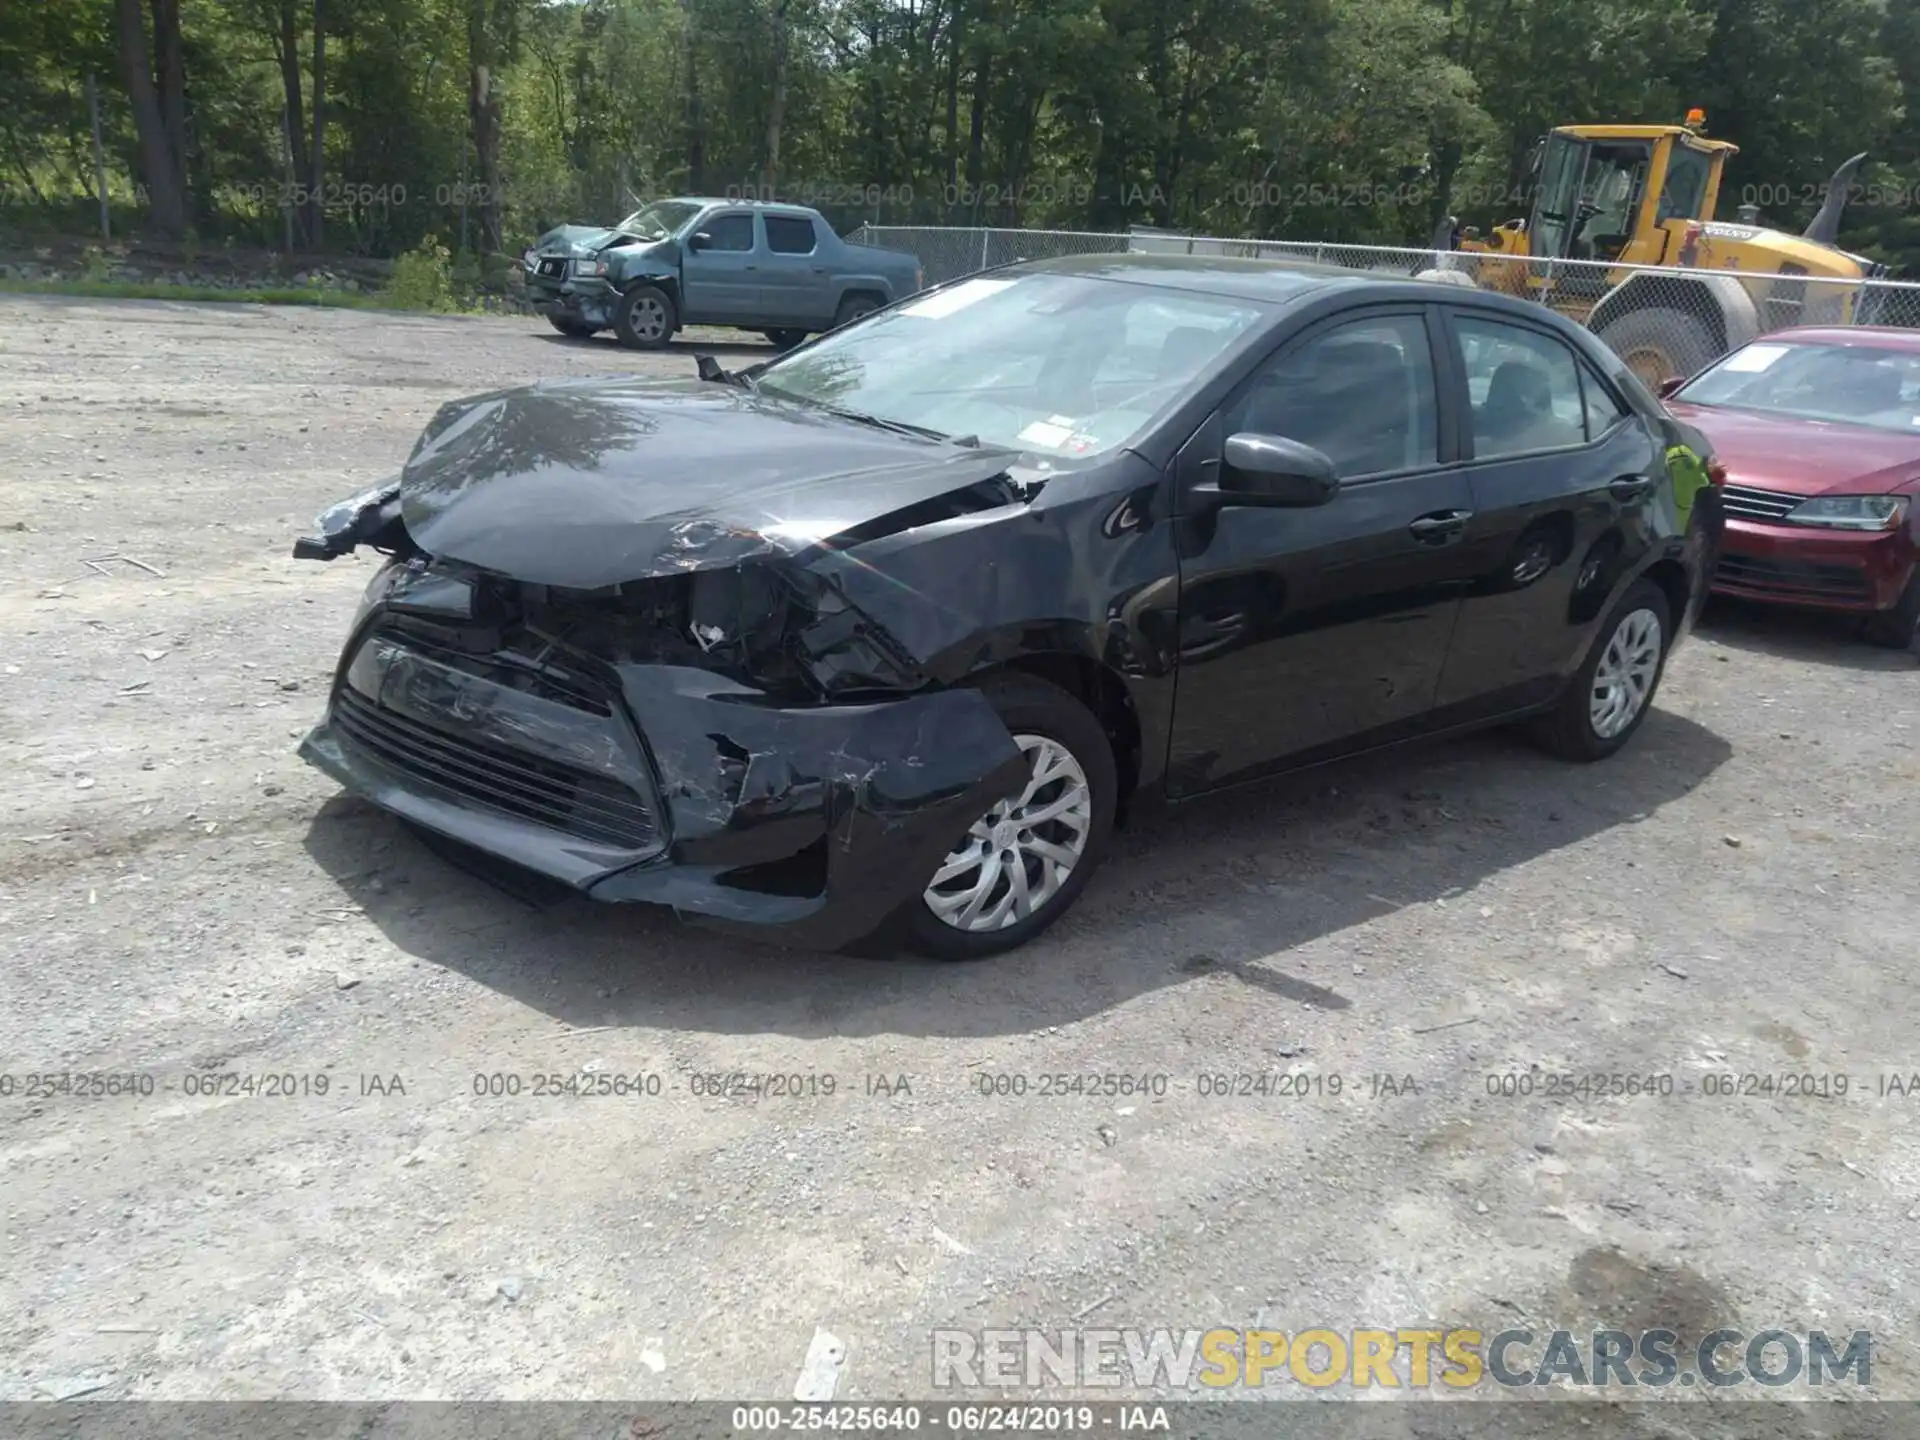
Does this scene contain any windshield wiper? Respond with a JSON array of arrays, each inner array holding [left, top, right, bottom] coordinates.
[[817, 402, 953, 443]]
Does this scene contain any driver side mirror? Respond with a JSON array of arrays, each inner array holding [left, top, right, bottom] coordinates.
[[687, 231, 712, 252], [1200, 433, 1341, 510], [1656, 375, 1686, 399]]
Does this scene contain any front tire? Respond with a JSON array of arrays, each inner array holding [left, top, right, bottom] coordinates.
[[613, 284, 677, 349], [764, 328, 808, 350], [1862, 570, 1920, 652], [1593, 306, 1715, 389], [1528, 578, 1673, 761], [547, 315, 598, 338], [832, 293, 881, 329], [907, 674, 1117, 960]]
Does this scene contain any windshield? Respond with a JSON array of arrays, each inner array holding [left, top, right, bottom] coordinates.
[[752, 272, 1267, 462], [1676, 340, 1920, 433], [613, 200, 702, 240]]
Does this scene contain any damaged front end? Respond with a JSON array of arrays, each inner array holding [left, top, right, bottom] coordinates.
[[293, 506, 1028, 949]]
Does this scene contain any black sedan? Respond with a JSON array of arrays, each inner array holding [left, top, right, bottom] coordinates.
[[293, 254, 1724, 958]]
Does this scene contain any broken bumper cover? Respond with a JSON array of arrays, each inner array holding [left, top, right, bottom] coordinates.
[[524, 274, 618, 328], [299, 627, 1026, 950]]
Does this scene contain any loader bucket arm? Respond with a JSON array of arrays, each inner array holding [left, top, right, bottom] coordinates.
[[1803, 152, 1869, 247]]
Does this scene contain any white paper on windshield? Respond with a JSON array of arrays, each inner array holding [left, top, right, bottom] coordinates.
[[1723, 343, 1789, 373], [1017, 419, 1073, 448], [901, 278, 1017, 319]]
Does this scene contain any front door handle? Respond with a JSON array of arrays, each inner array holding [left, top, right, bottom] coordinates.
[[1609, 474, 1655, 500], [1408, 509, 1474, 544]]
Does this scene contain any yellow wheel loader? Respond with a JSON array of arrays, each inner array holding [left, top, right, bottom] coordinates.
[[1433, 113, 1881, 384]]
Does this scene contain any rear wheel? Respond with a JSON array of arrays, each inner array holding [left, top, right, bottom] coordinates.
[[546, 315, 598, 338], [832, 293, 881, 329], [907, 674, 1117, 960], [1862, 571, 1920, 652], [1593, 306, 1716, 389], [613, 284, 677, 349], [1527, 578, 1673, 761]]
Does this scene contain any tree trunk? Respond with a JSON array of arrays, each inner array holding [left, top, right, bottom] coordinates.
[[113, 0, 185, 234], [308, 0, 327, 248], [273, 1, 310, 244], [944, 0, 963, 192], [762, 0, 790, 193], [150, 0, 188, 205], [964, 1, 991, 194], [681, 0, 705, 192]]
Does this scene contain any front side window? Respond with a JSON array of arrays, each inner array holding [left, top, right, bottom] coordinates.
[[1657, 144, 1714, 224], [699, 212, 756, 251], [753, 272, 1270, 461], [1455, 315, 1588, 458], [1676, 341, 1920, 433], [1226, 314, 1438, 478]]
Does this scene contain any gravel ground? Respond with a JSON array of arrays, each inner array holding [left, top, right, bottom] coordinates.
[[2, 296, 1918, 1413]]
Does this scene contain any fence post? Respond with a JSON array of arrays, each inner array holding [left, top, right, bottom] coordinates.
[[86, 74, 110, 240], [980, 229, 990, 272]]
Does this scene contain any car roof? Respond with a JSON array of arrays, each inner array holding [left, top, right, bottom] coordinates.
[[1752, 326, 1920, 353], [664, 196, 820, 218]]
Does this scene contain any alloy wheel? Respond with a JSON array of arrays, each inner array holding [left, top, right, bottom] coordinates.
[[924, 734, 1092, 932], [1589, 607, 1663, 738], [627, 295, 668, 341]]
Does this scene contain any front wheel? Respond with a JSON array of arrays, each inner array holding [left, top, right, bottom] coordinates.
[[547, 315, 598, 338], [907, 675, 1117, 960], [613, 284, 677, 349], [832, 293, 881, 329], [1527, 578, 1673, 761], [764, 328, 808, 350], [1593, 306, 1715, 389], [1862, 570, 1920, 653]]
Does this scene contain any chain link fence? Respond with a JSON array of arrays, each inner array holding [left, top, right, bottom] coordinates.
[[851, 223, 1920, 381]]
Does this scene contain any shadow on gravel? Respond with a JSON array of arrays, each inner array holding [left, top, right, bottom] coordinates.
[[1696, 595, 1917, 673], [300, 707, 1732, 1041]]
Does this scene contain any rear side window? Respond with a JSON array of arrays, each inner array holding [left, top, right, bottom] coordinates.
[[1227, 313, 1439, 478], [701, 212, 755, 251], [1454, 315, 1588, 458], [765, 215, 818, 254]]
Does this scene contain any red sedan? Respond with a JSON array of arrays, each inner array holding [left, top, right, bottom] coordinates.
[[1662, 326, 1920, 650]]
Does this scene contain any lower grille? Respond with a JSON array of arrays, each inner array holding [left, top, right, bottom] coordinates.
[[1715, 554, 1873, 602], [1720, 484, 1802, 522], [536, 256, 568, 278], [333, 687, 658, 850]]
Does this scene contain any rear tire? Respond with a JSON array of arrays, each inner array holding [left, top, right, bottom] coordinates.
[[1862, 571, 1920, 652], [613, 284, 677, 350], [832, 293, 882, 329], [1593, 306, 1716, 389], [547, 315, 598, 338], [1527, 578, 1673, 761], [906, 674, 1117, 960]]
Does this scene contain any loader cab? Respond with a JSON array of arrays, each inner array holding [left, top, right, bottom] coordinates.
[[1527, 125, 1734, 269]]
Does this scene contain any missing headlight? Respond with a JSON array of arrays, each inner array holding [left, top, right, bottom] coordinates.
[[688, 564, 791, 659]]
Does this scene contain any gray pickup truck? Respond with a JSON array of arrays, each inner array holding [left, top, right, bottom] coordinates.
[[521, 197, 924, 350]]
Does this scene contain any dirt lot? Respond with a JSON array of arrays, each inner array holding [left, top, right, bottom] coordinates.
[[2, 296, 1918, 1411]]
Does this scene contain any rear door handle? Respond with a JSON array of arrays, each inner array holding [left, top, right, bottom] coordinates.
[[1408, 509, 1474, 544], [1609, 474, 1655, 500]]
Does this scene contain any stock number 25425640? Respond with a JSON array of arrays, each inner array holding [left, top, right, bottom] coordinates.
[[973, 1072, 1170, 1098]]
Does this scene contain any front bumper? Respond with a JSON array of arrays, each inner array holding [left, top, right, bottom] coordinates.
[[1710, 517, 1915, 614], [523, 267, 618, 328], [300, 623, 1026, 951]]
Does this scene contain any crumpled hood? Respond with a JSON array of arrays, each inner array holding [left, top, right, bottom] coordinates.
[[532, 225, 670, 260], [397, 375, 1021, 588]]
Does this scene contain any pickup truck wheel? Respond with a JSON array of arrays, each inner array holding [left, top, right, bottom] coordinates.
[[546, 316, 598, 338], [764, 329, 808, 350], [832, 293, 881, 329], [614, 284, 676, 349]]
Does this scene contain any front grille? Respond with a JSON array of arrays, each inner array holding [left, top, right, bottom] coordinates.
[[1714, 554, 1873, 602], [333, 687, 658, 850], [536, 256, 568, 278], [1720, 484, 1802, 522]]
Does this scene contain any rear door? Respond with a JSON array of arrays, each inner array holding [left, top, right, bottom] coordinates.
[[680, 209, 761, 322], [1167, 306, 1482, 795], [1432, 306, 1663, 716], [758, 213, 837, 328]]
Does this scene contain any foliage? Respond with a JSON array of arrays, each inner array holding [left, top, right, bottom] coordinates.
[[0, 0, 1915, 268], [382, 234, 457, 308]]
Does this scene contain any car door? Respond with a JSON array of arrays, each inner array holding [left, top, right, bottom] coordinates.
[[1166, 307, 1482, 796], [1432, 307, 1663, 717], [758, 213, 836, 328], [680, 209, 761, 322]]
